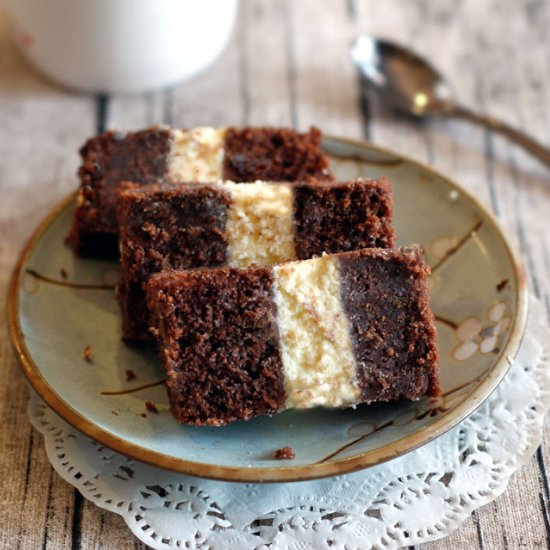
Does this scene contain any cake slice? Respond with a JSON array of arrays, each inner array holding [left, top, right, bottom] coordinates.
[[146, 247, 440, 427], [68, 126, 332, 257], [117, 178, 395, 340]]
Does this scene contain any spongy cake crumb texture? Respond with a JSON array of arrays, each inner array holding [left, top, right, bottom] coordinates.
[[225, 181, 296, 266], [168, 127, 226, 182], [273, 255, 360, 409]]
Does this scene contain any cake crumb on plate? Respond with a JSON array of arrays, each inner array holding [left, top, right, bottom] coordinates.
[[275, 446, 295, 460], [83, 345, 93, 362], [125, 369, 137, 382]]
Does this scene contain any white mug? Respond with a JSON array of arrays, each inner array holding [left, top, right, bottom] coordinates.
[[4, 0, 238, 94]]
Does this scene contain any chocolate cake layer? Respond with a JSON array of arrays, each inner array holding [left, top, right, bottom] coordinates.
[[69, 126, 332, 257], [294, 177, 394, 258], [117, 178, 395, 340], [68, 127, 171, 258], [117, 183, 231, 340], [146, 247, 439, 426], [147, 267, 285, 427], [223, 126, 331, 182], [339, 248, 440, 402]]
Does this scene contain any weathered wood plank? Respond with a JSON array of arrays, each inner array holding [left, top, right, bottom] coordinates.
[[241, 0, 293, 126], [107, 94, 167, 132], [290, 0, 362, 136], [77, 500, 146, 550], [0, 11, 97, 550]]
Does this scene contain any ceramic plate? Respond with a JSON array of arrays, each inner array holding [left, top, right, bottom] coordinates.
[[8, 136, 528, 482]]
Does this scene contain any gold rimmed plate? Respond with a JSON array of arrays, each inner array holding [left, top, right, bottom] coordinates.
[[8, 136, 528, 482]]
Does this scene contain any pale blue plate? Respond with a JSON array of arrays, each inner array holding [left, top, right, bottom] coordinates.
[[8, 136, 528, 482]]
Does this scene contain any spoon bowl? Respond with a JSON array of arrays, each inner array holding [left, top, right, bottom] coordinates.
[[351, 35, 550, 168], [351, 36, 454, 116]]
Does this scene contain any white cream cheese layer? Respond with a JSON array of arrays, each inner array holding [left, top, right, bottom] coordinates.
[[168, 127, 226, 182], [273, 256, 360, 409], [224, 181, 296, 267]]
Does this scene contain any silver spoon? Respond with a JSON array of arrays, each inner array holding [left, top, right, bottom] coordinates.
[[351, 35, 550, 168]]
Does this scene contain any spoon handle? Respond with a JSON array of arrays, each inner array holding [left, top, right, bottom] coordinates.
[[449, 104, 550, 168]]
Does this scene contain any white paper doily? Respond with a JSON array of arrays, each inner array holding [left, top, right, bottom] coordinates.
[[28, 295, 550, 550]]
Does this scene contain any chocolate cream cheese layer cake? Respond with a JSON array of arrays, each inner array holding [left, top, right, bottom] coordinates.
[[146, 247, 440, 427], [68, 126, 332, 257], [117, 178, 395, 340]]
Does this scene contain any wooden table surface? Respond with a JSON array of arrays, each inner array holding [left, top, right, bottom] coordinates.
[[2, 1, 550, 548]]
